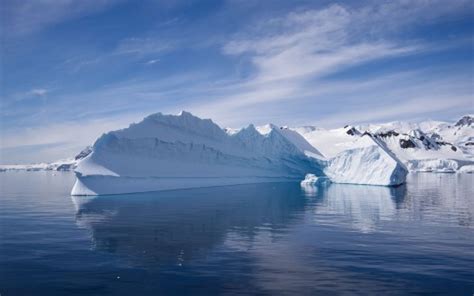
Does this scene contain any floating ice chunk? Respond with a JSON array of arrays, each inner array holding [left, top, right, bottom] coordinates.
[[407, 159, 459, 173], [300, 174, 328, 185], [458, 165, 474, 174]]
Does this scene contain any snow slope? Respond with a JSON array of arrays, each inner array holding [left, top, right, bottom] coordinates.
[[72, 111, 324, 195], [293, 115, 474, 173]]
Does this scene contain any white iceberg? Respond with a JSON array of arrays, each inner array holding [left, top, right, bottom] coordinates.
[[458, 165, 474, 174], [300, 173, 328, 185], [324, 135, 408, 186], [407, 159, 461, 173], [71, 111, 324, 195]]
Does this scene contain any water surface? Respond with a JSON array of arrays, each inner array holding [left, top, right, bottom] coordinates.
[[1, 172, 473, 295]]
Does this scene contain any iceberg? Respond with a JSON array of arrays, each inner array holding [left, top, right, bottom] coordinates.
[[300, 173, 328, 185], [71, 111, 324, 195], [324, 135, 408, 186], [458, 165, 474, 174]]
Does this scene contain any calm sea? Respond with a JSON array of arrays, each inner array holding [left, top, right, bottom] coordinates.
[[0, 172, 473, 295]]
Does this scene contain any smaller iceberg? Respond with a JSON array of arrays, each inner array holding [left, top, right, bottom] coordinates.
[[458, 165, 474, 174], [324, 135, 408, 186], [300, 173, 329, 196], [300, 173, 328, 185]]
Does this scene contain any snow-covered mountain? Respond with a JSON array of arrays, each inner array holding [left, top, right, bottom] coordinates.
[[71, 111, 325, 195], [0, 147, 92, 172], [293, 115, 474, 173]]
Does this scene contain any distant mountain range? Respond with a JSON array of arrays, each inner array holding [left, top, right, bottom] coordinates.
[[292, 115, 473, 173]]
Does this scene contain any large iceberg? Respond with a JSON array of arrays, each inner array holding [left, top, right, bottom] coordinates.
[[71, 111, 324, 195], [324, 135, 408, 186]]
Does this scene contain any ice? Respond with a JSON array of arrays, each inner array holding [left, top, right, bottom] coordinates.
[[71, 111, 324, 195], [458, 165, 474, 174], [300, 173, 328, 185], [293, 115, 474, 173], [324, 136, 408, 186]]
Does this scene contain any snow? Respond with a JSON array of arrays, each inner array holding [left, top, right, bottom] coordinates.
[[291, 125, 358, 159], [0, 162, 54, 172], [0, 146, 92, 172], [0, 158, 80, 172], [458, 165, 474, 174], [324, 135, 408, 186], [277, 127, 325, 160], [292, 115, 474, 174], [72, 111, 324, 195], [255, 124, 324, 159], [407, 159, 459, 173]]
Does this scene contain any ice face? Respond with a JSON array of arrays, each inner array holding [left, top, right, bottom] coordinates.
[[72, 111, 324, 195], [324, 136, 408, 186]]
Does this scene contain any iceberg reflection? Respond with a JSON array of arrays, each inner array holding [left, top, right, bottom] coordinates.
[[70, 183, 308, 266], [312, 183, 406, 233]]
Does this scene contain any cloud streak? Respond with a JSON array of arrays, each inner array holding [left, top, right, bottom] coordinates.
[[1, 0, 124, 37]]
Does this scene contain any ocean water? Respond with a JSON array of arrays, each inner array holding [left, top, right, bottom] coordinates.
[[0, 172, 473, 295]]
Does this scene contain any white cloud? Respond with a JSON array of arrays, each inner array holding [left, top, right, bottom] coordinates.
[[185, 69, 473, 128], [314, 95, 473, 127], [30, 89, 48, 96], [221, 2, 448, 85], [0, 113, 146, 163], [146, 59, 160, 65], [115, 38, 174, 56], [184, 1, 471, 122], [2, 0, 124, 37]]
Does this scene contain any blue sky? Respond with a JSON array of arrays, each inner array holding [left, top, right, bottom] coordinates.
[[1, 0, 473, 163]]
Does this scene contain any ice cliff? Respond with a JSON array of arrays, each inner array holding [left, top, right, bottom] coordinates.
[[324, 135, 408, 186], [71, 111, 324, 195]]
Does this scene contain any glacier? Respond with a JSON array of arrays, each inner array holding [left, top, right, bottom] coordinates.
[[293, 115, 474, 174], [71, 111, 324, 195]]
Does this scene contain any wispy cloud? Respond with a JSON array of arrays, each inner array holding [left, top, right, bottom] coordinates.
[[177, 1, 472, 124], [314, 94, 473, 127], [178, 2, 448, 119], [1, 0, 124, 37], [146, 59, 160, 65], [0, 113, 144, 163], [114, 37, 175, 56], [30, 89, 48, 97]]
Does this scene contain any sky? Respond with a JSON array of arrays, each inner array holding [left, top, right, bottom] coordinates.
[[1, 0, 473, 164]]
